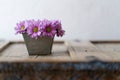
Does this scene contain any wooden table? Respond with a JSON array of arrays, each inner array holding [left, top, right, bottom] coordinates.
[[0, 40, 120, 80]]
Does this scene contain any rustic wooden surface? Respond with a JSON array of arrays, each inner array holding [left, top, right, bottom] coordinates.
[[0, 40, 120, 80], [0, 40, 120, 62], [91, 41, 120, 62]]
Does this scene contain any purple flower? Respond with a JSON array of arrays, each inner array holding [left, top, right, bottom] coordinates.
[[15, 19, 65, 39], [27, 20, 41, 39], [15, 20, 27, 34], [41, 20, 56, 38], [56, 29, 65, 37], [52, 20, 65, 37], [52, 20, 61, 29]]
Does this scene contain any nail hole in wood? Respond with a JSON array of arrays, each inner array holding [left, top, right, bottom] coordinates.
[[85, 50, 87, 52]]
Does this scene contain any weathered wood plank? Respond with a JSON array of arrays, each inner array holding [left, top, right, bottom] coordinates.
[[65, 41, 76, 60], [91, 40, 120, 43], [0, 41, 71, 62], [65, 41, 101, 61], [0, 41, 10, 52], [65, 41, 120, 62], [91, 41, 120, 62], [0, 40, 120, 62], [93, 43, 120, 52]]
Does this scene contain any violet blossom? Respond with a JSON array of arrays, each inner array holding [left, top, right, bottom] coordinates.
[[15, 20, 27, 34], [52, 20, 65, 37], [40, 19, 56, 38], [27, 20, 41, 39], [15, 19, 65, 39]]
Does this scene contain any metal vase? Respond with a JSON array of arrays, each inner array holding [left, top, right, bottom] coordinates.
[[22, 33, 54, 55]]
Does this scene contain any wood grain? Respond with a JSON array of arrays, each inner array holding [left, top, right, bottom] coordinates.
[[0, 40, 120, 62], [0, 41, 10, 52]]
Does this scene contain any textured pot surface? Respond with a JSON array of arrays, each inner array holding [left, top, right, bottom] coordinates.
[[22, 33, 53, 55]]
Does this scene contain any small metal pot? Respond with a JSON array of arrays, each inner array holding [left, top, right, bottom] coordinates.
[[22, 33, 54, 55]]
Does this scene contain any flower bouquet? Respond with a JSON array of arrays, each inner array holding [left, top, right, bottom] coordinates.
[[15, 19, 65, 55]]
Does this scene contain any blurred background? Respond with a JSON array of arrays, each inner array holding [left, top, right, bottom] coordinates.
[[0, 0, 120, 40]]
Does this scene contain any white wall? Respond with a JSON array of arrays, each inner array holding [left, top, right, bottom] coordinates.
[[0, 0, 120, 40]]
